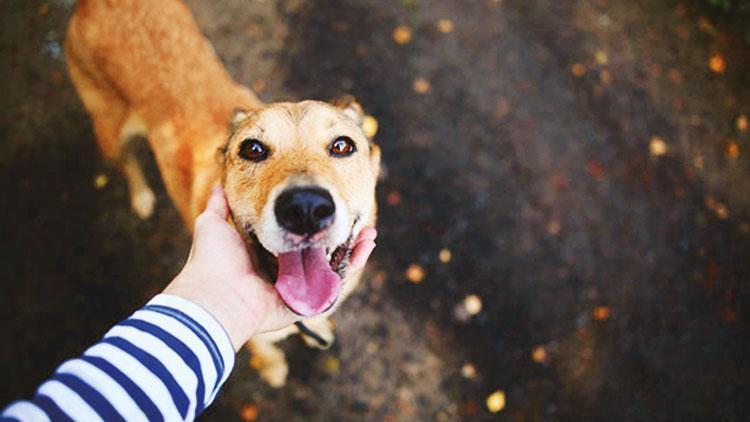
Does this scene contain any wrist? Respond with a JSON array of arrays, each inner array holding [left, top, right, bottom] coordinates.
[[164, 275, 261, 351]]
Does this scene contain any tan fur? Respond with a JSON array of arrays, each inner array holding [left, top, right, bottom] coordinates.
[[67, 0, 379, 387]]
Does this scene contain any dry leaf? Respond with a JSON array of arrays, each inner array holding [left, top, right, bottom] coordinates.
[[405, 263, 426, 283], [486, 390, 506, 413], [437, 19, 454, 34], [464, 295, 482, 315], [709, 53, 726, 74], [413, 77, 431, 94], [393, 25, 412, 44], [362, 115, 378, 138], [571, 63, 586, 77], [438, 248, 452, 263], [593, 306, 611, 321], [649, 136, 668, 157]]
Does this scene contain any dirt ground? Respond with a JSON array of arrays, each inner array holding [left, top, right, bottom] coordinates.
[[2, 0, 750, 420]]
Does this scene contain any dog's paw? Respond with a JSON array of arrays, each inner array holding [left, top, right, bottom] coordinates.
[[131, 189, 155, 219], [253, 358, 288, 388], [300, 319, 335, 350]]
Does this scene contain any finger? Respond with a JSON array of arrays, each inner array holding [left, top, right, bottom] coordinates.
[[348, 239, 376, 273], [356, 227, 378, 242], [205, 184, 229, 219]]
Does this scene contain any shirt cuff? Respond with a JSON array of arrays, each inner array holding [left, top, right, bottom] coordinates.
[[146, 294, 235, 384]]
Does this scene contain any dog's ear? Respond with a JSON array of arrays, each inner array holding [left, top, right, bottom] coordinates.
[[218, 108, 251, 165], [330, 95, 364, 126], [229, 108, 250, 134], [331, 95, 379, 141]]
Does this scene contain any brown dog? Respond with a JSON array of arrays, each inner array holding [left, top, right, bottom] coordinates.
[[66, 0, 380, 387]]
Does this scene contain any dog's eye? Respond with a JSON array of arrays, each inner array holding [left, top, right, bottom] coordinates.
[[329, 136, 356, 157], [238, 139, 268, 162]]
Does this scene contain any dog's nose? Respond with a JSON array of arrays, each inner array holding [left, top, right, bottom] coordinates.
[[275, 187, 335, 236]]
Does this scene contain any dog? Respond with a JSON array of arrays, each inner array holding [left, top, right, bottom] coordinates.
[[65, 0, 380, 387]]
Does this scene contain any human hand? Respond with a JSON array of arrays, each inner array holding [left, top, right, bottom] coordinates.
[[164, 186, 377, 351]]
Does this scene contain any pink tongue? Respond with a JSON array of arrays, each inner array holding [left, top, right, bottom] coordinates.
[[275, 248, 342, 316]]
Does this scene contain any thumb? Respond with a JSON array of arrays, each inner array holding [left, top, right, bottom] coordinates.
[[205, 185, 230, 219]]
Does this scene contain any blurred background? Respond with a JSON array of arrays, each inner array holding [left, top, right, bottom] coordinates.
[[2, 0, 750, 420]]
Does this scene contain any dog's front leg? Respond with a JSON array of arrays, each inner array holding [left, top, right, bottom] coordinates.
[[298, 315, 335, 350], [248, 327, 295, 388]]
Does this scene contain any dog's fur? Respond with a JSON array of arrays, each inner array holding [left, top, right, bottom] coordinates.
[[66, 0, 380, 387]]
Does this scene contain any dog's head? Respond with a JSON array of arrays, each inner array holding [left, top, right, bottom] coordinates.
[[221, 97, 380, 316]]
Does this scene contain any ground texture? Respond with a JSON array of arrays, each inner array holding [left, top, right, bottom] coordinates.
[[2, 0, 750, 420]]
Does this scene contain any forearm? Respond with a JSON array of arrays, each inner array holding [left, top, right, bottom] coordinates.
[[2, 294, 235, 422]]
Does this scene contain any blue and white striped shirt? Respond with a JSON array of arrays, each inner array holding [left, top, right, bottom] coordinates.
[[2, 294, 236, 421]]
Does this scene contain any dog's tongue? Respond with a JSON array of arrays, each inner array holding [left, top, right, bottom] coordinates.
[[275, 248, 342, 317]]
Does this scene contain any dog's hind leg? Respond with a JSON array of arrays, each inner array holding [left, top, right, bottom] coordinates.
[[67, 52, 155, 219], [117, 113, 155, 219]]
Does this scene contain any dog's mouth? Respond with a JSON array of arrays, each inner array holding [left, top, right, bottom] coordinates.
[[246, 222, 357, 317]]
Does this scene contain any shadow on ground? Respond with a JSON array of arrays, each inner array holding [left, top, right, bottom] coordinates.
[[1, 0, 749, 420]]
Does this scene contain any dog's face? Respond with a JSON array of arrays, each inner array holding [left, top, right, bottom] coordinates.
[[222, 99, 380, 316]]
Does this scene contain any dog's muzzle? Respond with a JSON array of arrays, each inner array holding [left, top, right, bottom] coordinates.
[[274, 187, 335, 236]]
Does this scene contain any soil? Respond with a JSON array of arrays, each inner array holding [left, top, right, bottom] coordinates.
[[1, 0, 749, 420]]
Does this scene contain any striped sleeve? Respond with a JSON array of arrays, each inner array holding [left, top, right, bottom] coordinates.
[[1, 294, 236, 422]]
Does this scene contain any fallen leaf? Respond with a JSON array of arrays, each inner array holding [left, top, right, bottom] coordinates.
[[438, 248, 452, 263], [693, 155, 705, 169], [697, 17, 716, 34], [387, 190, 401, 205], [595, 51, 608, 65], [736, 114, 748, 132], [725, 140, 740, 159], [437, 19, 454, 34], [94, 173, 109, 189], [461, 363, 477, 379], [600, 69, 613, 85], [571, 63, 586, 77], [362, 115, 378, 138], [709, 53, 726, 74], [593, 306, 611, 321], [464, 294, 482, 315], [405, 263, 426, 283], [668, 69, 684, 84], [486, 390, 506, 413], [240, 404, 259, 422], [392, 25, 413, 44], [413, 77, 431, 94], [649, 136, 668, 157], [531, 346, 549, 364], [495, 97, 512, 118], [324, 355, 340, 373], [546, 219, 561, 235], [586, 161, 605, 180]]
